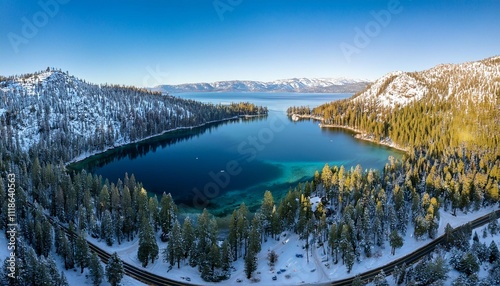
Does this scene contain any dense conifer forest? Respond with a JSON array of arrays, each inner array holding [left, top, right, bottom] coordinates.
[[0, 70, 266, 285]]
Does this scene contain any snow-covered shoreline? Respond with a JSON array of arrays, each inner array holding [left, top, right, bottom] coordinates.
[[290, 113, 408, 153], [66, 114, 265, 166]]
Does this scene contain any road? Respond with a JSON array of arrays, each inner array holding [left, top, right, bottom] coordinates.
[[325, 209, 500, 286], [30, 202, 198, 286], [31, 201, 499, 286], [311, 240, 329, 282]]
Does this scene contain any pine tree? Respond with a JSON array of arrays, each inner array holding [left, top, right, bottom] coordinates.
[[182, 217, 195, 260], [228, 210, 238, 259], [101, 210, 114, 246], [340, 224, 354, 272], [41, 219, 53, 257], [63, 234, 75, 270], [122, 186, 135, 241], [458, 252, 480, 276], [248, 215, 261, 255], [390, 230, 404, 255], [489, 241, 499, 263], [137, 188, 151, 227], [237, 203, 249, 257], [321, 163, 333, 191], [137, 217, 159, 267], [159, 192, 177, 236], [98, 185, 110, 219], [267, 250, 278, 268], [328, 223, 339, 263], [75, 231, 90, 273], [88, 252, 104, 286], [444, 223, 454, 249], [373, 270, 389, 286], [196, 209, 212, 267], [148, 196, 160, 231], [59, 271, 70, 286], [113, 212, 123, 245], [352, 274, 364, 286], [261, 190, 274, 238], [78, 205, 87, 231], [244, 249, 257, 279], [488, 212, 498, 235], [167, 220, 183, 268], [208, 243, 221, 273], [106, 252, 124, 286], [220, 239, 233, 274]]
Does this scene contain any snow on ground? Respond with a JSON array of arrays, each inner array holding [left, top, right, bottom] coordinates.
[[53, 254, 144, 286], [439, 206, 498, 234], [310, 196, 321, 212], [0, 232, 11, 262], [81, 207, 498, 286], [0, 231, 144, 286], [372, 215, 500, 286]]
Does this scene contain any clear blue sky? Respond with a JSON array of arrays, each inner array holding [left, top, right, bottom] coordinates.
[[1, 0, 499, 86]]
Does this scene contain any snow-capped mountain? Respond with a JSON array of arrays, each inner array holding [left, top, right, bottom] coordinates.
[[353, 56, 500, 108], [154, 77, 370, 94]]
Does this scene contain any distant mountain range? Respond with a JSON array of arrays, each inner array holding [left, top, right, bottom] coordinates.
[[153, 78, 370, 94], [353, 55, 500, 108]]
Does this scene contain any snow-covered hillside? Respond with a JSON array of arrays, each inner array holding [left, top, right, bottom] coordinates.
[[154, 77, 370, 94], [0, 69, 262, 162], [354, 56, 500, 108]]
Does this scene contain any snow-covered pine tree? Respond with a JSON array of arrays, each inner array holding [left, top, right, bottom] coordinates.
[[237, 203, 249, 257], [148, 195, 160, 232], [181, 216, 195, 260], [106, 252, 124, 286], [75, 231, 90, 273], [389, 230, 403, 255], [113, 211, 123, 245], [208, 243, 221, 273], [101, 210, 114, 246], [228, 210, 238, 259], [352, 274, 363, 286], [166, 219, 183, 268], [88, 252, 104, 286], [137, 216, 159, 267], [260, 190, 275, 238], [248, 215, 262, 256], [159, 192, 177, 237], [488, 212, 498, 235], [373, 270, 389, 286], [267, 250, 278, 268], [244, 249, 257, 280], [220, 239, 233, 275], [489, 241, 499, 263], [121, 186, 135, 241]]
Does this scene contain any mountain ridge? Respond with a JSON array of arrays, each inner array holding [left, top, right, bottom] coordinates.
[[153, 77, 370, 94], [352, 55, 500, 108]]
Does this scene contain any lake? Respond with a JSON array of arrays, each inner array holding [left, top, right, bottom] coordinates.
[[71, 92, 404, 217]]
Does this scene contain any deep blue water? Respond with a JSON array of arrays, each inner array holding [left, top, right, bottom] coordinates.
[[72, 93, 403, 216]]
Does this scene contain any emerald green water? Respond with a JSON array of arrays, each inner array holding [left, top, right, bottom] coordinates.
[[71, 93, 403, 216]]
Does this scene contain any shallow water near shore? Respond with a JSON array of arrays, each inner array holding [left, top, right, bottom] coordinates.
[[71, 93, 404, 217]]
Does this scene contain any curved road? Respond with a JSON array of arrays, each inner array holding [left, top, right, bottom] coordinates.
[[33, 201, 499, 286], [30, 202, 198, 286], [325, 209, 500, 286]]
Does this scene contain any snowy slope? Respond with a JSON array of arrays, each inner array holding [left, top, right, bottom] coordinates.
[[79, 207, 497, 286], [154, 77, 370, 94], [353, 56, 500, 108], [0, 69, 244, 160]]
